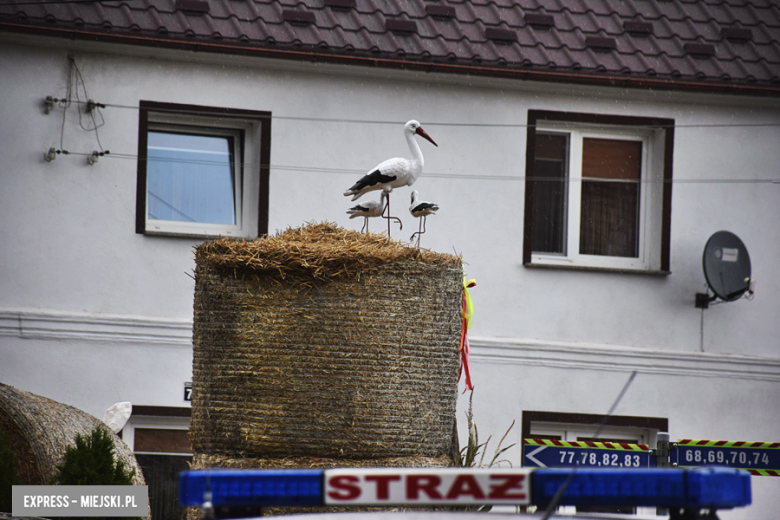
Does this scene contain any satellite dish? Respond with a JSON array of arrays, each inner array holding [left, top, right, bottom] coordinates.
[[696, 231, 753, 308]]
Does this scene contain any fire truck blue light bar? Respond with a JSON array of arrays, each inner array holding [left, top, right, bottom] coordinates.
[[179, 467, 751, 509], [178, 469, 322, 508], [532, 467, 751, 509]]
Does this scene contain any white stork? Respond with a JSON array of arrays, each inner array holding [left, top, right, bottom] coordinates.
[[346, 193, 402, 234], [409, 190, 439, 247], [343, 120, 437, 235]]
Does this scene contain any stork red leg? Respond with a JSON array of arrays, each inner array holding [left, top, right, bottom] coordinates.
[[411, 215, 427, 247], [381, 192, 402, 236], [386, 193, 391, 236]]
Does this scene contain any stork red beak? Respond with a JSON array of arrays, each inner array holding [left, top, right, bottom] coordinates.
[[415, 126, 438, 147]]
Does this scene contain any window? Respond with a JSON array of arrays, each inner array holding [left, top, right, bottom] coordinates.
[[522, 410, 667, 446], [136, 101, 271, 238], [523, 111, 674, 273], [522, 411, 668, 516]]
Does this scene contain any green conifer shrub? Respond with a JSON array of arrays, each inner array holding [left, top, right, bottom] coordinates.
[[53, 427, 135, 486], [52, 427, 139, 520], [0, 427, 20, 512]]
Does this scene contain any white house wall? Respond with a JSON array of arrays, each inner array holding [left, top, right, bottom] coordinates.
[[1, 36, 779, 518]]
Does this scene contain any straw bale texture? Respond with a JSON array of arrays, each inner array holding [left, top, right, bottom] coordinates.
[[191, 222, 463, 459], [0, 514, 47, 520], [0, 383, 146, 487], [191, 452, 453, 470], [195, 222, 460, 283]]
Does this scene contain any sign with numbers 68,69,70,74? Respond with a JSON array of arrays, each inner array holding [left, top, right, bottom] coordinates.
[[675, 439, 780, 476]]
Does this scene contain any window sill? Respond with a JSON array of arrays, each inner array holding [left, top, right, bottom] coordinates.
[[523, 262, 671, 276], [142, 230, 254, 240]]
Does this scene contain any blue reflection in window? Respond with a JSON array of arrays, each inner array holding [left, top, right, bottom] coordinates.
[[147, 131, 236, 225]]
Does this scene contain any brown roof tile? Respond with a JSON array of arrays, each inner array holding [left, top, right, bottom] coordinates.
[[525, 13, 554, 28], [385, 18, 417, 34], [586, 36, 618, 52], [425, 5, 456, 20], [325, 0, 357, 11], [722, 27, 753, 42], [1, 0, 779, 95], [624, 21, 654, 36]]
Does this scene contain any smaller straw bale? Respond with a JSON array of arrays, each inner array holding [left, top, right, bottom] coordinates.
[[0, 383, 146, 488]]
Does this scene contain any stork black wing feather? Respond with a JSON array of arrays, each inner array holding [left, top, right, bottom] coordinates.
[[347, 170, 397, 193]]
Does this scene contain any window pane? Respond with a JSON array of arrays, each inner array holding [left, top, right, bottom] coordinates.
[[576, 436, 639, 443], [580, 139, 641, 257], [532, 134, 568, 254], [134, 429, 192, 454], [147, 132, 236, 225]]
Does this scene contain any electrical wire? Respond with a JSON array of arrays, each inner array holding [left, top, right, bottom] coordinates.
[[540, 371, 638, 520], [44, 65, 780, 177], [51, 149, 780, 185], [58, 69, 71, 152], [52, 99, 780, 130], [69, 58, 106, 151], [51, 150, 780, 185], [54, 57, 106, 156]]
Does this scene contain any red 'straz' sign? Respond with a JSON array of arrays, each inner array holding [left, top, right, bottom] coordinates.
[[324, 468, 531, 506]]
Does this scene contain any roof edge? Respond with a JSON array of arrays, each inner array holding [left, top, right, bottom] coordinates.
[[2, 21, 779, 98]]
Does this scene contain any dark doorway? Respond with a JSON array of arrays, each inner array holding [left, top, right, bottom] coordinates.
[[136, 454, 192, 520]]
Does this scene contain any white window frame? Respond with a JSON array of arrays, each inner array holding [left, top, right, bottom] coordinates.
[[531, 123, 659, 271], [122, 415, 192, 456], [529, 421, 658, 446], [144, 116, 256, 238], [137, 102, 268, 239]]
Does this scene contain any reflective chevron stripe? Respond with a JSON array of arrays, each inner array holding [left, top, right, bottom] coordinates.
[[523, 438, 649, 451]]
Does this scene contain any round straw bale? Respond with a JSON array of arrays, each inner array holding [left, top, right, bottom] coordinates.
[[0, 383, 145, 488], [191, 223, 463, 459]]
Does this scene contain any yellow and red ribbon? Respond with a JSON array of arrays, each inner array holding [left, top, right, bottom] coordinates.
[[458, 269, 476, 392]]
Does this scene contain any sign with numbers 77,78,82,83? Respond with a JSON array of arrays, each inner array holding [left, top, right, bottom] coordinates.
[[675, 439, 780, 476], [523, 439, 655, 469]]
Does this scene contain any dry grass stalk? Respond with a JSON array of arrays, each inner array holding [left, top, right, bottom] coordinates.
[[195, 221, 460, 284]]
